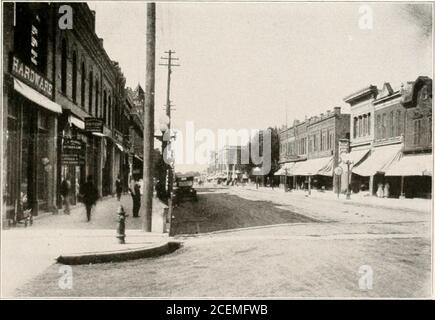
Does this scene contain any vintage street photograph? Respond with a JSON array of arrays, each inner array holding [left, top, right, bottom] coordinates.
[[1, 1, 433, 299]]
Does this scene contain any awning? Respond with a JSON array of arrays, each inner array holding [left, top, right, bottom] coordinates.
[[14, 78, 62, 114], [385, 153, 433, 176], [70, 115, 85, 130], [339, 148, 370, 170], [352, 144, 402, 176], [274, 162, 296, 175], [115, 143, 124, 152], [292, 157, 333, 176]]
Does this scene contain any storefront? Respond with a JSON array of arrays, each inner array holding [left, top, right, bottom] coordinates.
[[385, 153, 432, 198], [352, 143, 402, 196], [5, 69, 61, 221], [292, 156, 334, 191], [58, 114, 87, 206]]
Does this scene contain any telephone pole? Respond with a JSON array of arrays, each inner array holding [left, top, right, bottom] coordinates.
[[159, 50, 179, 235], [142, 2, 156, 232]]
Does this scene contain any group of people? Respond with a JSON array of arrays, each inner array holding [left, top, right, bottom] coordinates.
[[376, 182, 390, 198], [59, 175, 143, 221]]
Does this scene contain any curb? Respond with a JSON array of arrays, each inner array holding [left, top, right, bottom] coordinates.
[[56, 241, 182, 265]]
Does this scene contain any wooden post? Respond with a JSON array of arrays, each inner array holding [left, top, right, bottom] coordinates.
[[142, 2, 156, 232]]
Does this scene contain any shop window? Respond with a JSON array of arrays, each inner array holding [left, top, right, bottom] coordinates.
[[61, 38, 68, 95], [72, 51, 77, 103]]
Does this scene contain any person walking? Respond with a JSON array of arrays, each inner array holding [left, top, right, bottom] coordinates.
[[80, 175, 98, 222], [115, 175, 122, 201], [60, 176, 71, 214]]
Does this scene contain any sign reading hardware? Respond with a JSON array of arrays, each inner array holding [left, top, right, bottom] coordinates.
[[85, 118, 104, 133], [11, 55, 53, 98]]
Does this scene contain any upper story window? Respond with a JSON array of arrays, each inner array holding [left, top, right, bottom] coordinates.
[[95, 80, 100, 118], [413, 119, 422, 145], [103, 90, 107, 124], [61, 38, 68, 95], [72, 51, 77, 103], [81, 62, 86, 108], [88, 71, 93, 115], [108, 96, 112, 128]]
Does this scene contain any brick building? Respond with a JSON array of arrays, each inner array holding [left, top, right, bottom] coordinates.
[[2, 3, 138, 224], [277, 107, 350, 192], [344, 76, 432, 198], [3, 3, 60, 220]]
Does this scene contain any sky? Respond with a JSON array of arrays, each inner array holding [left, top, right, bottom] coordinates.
[[88, 1, 432, 172]]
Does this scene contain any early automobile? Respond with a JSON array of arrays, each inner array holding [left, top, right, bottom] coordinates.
[[173, 174, 198, 205]]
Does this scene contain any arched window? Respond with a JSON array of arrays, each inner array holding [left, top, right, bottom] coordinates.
[[61, 38, 68, 95], [88, 71, 93, 115], [72, 51, 77, 102], [95, 80, 99, 118], [81, 62, 86, 107]]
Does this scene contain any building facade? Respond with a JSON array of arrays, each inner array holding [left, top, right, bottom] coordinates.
[[3, 3, 60, 221], [2, 3, 139, 224], [277, 108, 350, 192], [344, 76, 432, 198]]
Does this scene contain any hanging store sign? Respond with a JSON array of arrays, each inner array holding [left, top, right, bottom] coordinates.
[[62, 138, 85, 165], [84, 117, 104, 133], [11, 55, 53, 98]]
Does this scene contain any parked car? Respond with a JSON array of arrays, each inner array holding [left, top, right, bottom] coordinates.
[[173, 174, 198, 205]]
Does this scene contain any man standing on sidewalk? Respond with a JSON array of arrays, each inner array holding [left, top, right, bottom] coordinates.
[[115, 175, 122, 201], [80, 175, 99, 222], [60, 176, 71, 215]]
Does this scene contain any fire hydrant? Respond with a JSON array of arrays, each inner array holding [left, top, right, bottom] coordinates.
[[116, 205, 126, 244]]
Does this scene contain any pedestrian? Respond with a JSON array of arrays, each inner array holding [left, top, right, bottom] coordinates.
[[79, 175, 99, 222], [384, 182, 390, 198], [115, 175, 122, 201], [133, 181, 141, 217], [376, 182, 384, 198], [60, 176, 71, 214]]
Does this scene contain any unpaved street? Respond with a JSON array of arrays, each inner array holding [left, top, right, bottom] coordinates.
[[17, 186, 431, 298]]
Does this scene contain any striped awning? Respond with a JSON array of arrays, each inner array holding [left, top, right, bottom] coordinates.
[[385, 153, 432, 176], [352, 144, 402, 176], [292, 157, 333, 176]]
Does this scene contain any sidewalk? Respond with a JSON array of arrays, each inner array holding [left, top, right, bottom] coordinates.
[[1, 195, 171, 297], [240, 185, 431, 213]]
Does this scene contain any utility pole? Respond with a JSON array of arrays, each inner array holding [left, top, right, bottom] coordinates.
[[159, 50, 179, 235], [142, 2, 156, 232]]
